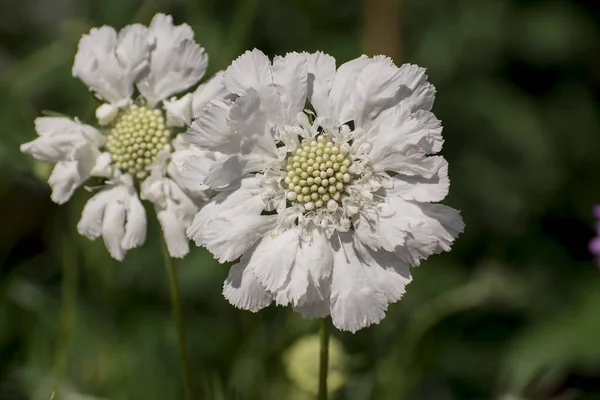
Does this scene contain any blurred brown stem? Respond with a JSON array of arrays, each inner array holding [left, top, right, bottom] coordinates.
[[363, 0, 401, 62]]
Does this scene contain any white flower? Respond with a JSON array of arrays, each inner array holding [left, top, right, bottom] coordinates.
[[20, 13, 227, 260], [186, 50, 464, 332]]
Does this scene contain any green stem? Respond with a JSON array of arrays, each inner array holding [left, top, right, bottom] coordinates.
[[160, 238, 195, 400], [318, 318, 329, 400], [52, 224, 78, 399]]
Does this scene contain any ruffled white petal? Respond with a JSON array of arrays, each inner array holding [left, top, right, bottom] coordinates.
[[350, 59, 404, 128], [370, 108, 444, 166], [187, 176, 265, 243], [354, 196, 409, 252], [392, 201, 464, 267], [21, 117, 104, 163], [327, 55, 372, 123], [23, 117, 106, 204], [141, 173, 197, 258], [48, 161, 86, 204], [223, 49, 282, 121], [272, 52, 308, 124], [167, 135, 218, 202], [390, 159, 449, 203], [187, 176, 275, 262], [73, 24, 149, 106], [278, 229, 333, 307], [352, 238, 412, 303], [202, 214, 277, 263], [223, 249, 273, 312], [329, 232, 388, 332], [164, 70, 227, 127], [137, 13, 208, 107], [249, 228, 299, 292], [203, 153, 266, 190], [77, 177, 147, 261], [164, 93, 193, 128], [190, 71, 228, 117], [395, 63, 436, 113], [303, 52, 336, 119]]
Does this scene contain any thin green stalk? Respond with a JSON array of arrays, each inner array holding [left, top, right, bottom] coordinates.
[[160, 238, 195, 400], [318, 318, 330, 400], [52, 224, 78, 399]]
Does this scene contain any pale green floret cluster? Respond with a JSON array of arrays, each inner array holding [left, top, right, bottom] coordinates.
[[284, 135, 352, 211], [106, 105, 171, 180]]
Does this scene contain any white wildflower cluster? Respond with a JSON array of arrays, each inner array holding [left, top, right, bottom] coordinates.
[[20, 13, 464, 332]]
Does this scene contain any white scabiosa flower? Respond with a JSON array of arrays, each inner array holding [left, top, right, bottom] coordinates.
[[186, 50, 464, 332], [20, 14, 227, 260]]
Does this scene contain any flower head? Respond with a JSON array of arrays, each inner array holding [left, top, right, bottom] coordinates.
[[21, 14, 226, 260], [186, 50, 464, 332]]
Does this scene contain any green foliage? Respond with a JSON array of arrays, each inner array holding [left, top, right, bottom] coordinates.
[[1, 0, 600, 399]]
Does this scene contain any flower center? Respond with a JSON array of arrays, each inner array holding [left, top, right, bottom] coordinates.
[[284, 135, 352, 211], [105, 105, 172, 180]]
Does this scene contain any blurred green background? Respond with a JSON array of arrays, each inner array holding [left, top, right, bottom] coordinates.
[[1, 0, 600, 399]]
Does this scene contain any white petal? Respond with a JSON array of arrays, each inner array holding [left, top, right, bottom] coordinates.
[[48, 161, 85, 204], [390, 159, 449, 202], [393, 201, 464, 267], [396, 64, 436, 113], [78, 181, 146, 261], [226, 89, 277, 157], [272, 52, 308, 124], [156, 206, 190, 258], [165, 71, 227, 128], [223, 49, 282, 121], [354, 196, 410, 252], [141, 174, 197, 258], [188, 99, 234, 153], [78, 189, 112, 239], [304, 51, 336, 118], [114, 24, 151, 88], [73, 24, 149, 105], [121, 193, 147, 251], [203, 215, 277, 263], [351, 60, 404, 128], [169, 151, 215, 200], [102, 197, 127, 261], [327, 55, 372, 123], [187, 176, 264, 243], [163, 93, 193, 128], [329, 232, 388, 332], [371, 143, 446, 178], [278, 230, 333, 307], [223, 249, 272, 312], [21, 117, 104, 163], [352, 237, 412, 303], [249, 228, 299, 292], [203, 153, 266, 190], [370, 108, 444, 164], [137, 13, 208, 106], [191, 71, 228, 117], [90, 152, 113, 177]]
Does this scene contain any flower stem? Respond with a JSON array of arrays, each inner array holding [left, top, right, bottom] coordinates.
[[52, 223, 78, 398], [318, 318, 330, 400], [160, 238, 195, 400]]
